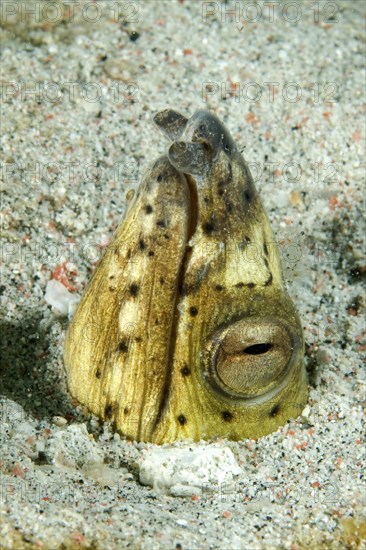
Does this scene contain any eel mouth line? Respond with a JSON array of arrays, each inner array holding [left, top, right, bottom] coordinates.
[[151, 172, 199, 436]]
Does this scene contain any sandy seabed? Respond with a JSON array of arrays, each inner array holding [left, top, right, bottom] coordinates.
[[0, 1, 365, 549]]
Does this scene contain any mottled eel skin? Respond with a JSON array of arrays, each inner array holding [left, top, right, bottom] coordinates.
[[64, 110, 307, 444]]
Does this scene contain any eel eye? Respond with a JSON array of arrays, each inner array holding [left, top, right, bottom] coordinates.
[[205, 318, 297, 399]]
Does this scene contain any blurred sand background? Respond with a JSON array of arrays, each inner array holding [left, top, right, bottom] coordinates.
[[0, 1, 365, 548]]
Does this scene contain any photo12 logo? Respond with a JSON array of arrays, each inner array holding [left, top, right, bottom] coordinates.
[[1, 159, 139, 187], [201, 2, 340, 26], [200, 479, 344, 506], [1, 1, 139, 25], [202, 81, 340, 104], [1, 81, 139, 105]]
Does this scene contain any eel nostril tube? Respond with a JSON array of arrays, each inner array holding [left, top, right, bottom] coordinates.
[[173, 142, 187, 154]]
